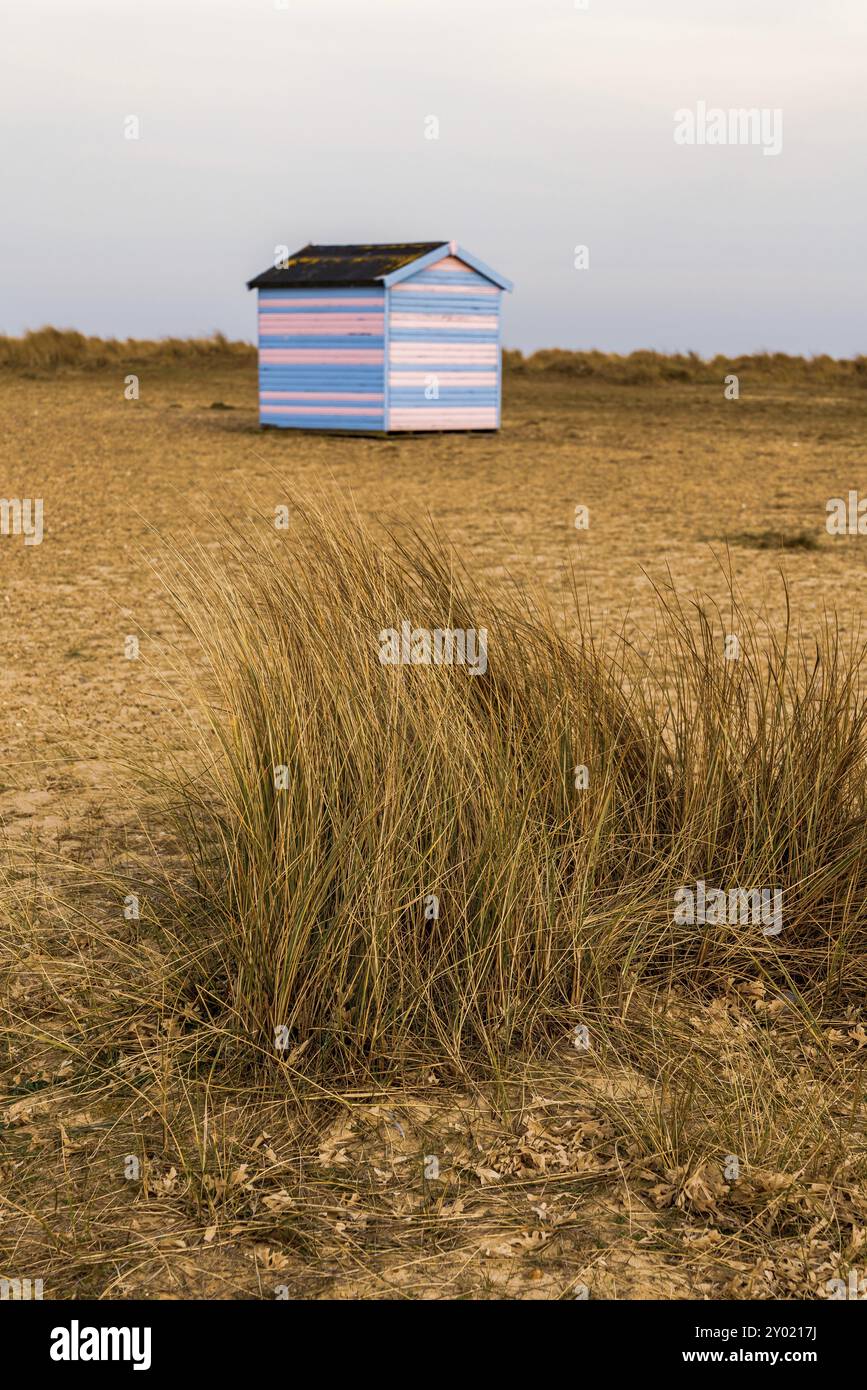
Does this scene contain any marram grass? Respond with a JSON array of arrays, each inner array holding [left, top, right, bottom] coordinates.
[[158, 502, 867, 1076]]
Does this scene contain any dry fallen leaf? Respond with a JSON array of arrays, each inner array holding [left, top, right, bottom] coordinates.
[[152, 1166, 179, 1196], [262, 1191, 295, 1212], [679, 1164, 730, 1214], [251, 1244, 290, 1271], [317, 1118, 355, 1167]]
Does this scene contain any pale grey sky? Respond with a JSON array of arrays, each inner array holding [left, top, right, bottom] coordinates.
[[2, 0, 865, 353]]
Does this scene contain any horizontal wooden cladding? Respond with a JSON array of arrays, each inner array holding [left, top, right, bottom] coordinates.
[[389, 380, 497, 391], [425, 256, 478, 273], [260, 335, 384, 349], [389, 371, 498, 387], [390, 313, 498, 332], [256, 287, 388, 429], [383, 256, 502, 430], [390, 333, 498, 347], [262, 391, 384, 403], [258, 316, 385, 334], [390, 381, 498, 402], [258, 290, 385, 351], [389, 344, 499, 363], [259, 363, 382, 375], [259, 292, 384, 307], [262, 405, 383, 417], [391, 281, 499, 297], [260, 348, 384, 364], [388, 407, 498, 430], [391, 396, 498, 409], [388, 298, 499, 314], [259, 306, 384, 316], [422, 255, 505, 279], [259, 376, 383, 392], [260, 412, 385, 431], [404, 265, 494, 287]]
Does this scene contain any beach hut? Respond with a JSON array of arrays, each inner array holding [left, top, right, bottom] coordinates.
[[246, 242, 513, 433]]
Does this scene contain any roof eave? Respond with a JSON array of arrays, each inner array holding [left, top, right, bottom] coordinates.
[[246, 275, 383, 290], [380, 244, 452, 287], [381, 242, 512, 291], [453, 245, 513, 292]]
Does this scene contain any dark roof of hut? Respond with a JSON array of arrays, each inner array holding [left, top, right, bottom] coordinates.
[[246, 243, 447, 289]]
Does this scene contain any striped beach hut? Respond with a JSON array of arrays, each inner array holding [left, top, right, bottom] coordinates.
[[246, 242, 512, 432]]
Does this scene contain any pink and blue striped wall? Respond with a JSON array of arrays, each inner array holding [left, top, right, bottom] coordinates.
[[258, 288, 386, 431], [387, 255, 501, 431], [256, 256, 503, 432]]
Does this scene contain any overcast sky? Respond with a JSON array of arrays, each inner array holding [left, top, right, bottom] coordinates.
[[2, 0, 865, 354]]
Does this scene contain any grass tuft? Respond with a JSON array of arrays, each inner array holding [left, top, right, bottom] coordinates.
[[153, 502, 867, 1079]]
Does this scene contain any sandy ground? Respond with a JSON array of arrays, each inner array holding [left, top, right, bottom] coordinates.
[[2, 367, 865, 786], [1, 363, 866, 1299]]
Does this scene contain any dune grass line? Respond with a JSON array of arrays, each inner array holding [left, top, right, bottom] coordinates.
[[0, 327, 256, 372], [3, 327, 867, 385]]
